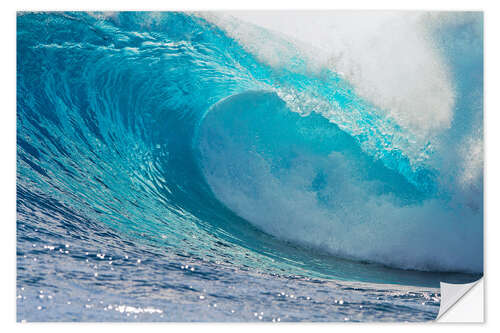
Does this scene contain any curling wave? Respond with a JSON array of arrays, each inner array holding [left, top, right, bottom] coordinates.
[[17, 11, 483, 281]]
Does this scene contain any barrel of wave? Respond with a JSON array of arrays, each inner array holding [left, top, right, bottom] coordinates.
[[194, 90, 483, 274]]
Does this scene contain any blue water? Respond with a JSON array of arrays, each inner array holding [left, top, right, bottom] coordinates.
[[17, 12, 483, 322]]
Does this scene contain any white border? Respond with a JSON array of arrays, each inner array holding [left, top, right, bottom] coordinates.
[[2, 0, 497, 331]]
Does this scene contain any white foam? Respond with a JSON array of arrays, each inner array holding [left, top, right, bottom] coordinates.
[[198, 132, 483, 273]]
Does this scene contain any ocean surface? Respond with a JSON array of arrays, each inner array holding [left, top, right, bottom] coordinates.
[[17, 11, 483, 322]]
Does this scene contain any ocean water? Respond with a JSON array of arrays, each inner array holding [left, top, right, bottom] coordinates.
[[17, 11, 483, 322]]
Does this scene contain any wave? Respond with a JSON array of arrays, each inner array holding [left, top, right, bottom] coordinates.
[[17, 11, 483, 278]]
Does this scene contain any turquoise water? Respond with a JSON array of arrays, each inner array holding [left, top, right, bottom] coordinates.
[[17, 12, 482, 322]]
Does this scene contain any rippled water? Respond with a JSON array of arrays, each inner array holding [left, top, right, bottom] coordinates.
[[17, 228, 443, 322]]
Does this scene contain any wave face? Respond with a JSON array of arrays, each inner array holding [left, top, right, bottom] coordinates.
[[17, 9, 482, 293]]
